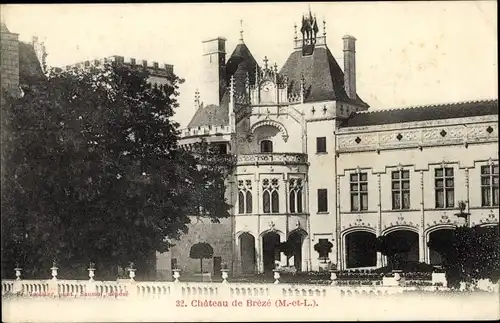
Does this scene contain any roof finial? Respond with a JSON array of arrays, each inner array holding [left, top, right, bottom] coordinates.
[[323, 19, 326, 37], [263, 56, 269, 70], [294, 23, 298, 40], [239, 19, 244, 44], [195, 89, 200, 107]]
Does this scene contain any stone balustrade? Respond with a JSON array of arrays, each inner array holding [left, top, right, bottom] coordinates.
[[2, 263, 455, 301], [237, 153, 308, 166]]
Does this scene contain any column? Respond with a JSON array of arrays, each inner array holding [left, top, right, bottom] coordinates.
[[376, 173, 383, 267], [336, 175, 342, 269], [419, 170, 426, 263]]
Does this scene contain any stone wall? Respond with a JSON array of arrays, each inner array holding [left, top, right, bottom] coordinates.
[[156, 216, 232, 280]]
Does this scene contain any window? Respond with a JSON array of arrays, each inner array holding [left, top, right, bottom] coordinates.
[[316, 137, 327, 153], [262, 178, 279, 213], [435, 167, 454, 208], [217, 143, 228, 155], [237, 180, 253, 214], [289, 178, 303, 213], [260, 140, 273, 153], [350, 173, 368, 211], [317, 189, 328, 212], [481, 164, 499, 206], [392, 170, 410, 210]]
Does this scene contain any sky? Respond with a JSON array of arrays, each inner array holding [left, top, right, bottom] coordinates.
[[2, 2, 497, 128]]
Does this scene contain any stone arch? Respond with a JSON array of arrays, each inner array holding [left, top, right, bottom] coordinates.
[[250, 120, 289, 142], [260, 230, 282, 272], [342, 229, 377, 269], [341, 226, 376, 237], [381, 225, 419, 236], [425, 226, 455, 265], [238, 232, 257, 274], [382, 228, 420, 267], [287, 228, 309, 272]]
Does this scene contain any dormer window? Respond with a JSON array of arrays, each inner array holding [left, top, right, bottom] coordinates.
[[260, 140, 273, 153]]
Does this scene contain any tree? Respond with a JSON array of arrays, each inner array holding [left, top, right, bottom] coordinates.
[[189, 242, 214, 274], [1, 63, 235, 279], [428, 225, 500, 289], [278, 241, 294, 259], [375, 235, 411, 270], [314, 240, 333, 263]]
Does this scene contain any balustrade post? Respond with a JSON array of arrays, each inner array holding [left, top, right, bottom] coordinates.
[[273, 269, 280, 284], [13, 264, 23, 295], [172, 268, 181, 283], [49, 261, 59, 297], [221, 268, 229, 284], [127, 262, 138, 297], [330, 270, 338, 286], [88, 262, 96, 282]]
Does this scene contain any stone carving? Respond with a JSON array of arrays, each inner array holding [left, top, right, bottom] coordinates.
[[473, 211, 499, 226], [337, 114, 497, 133], [237, 153, 308, 165], [342, 214, 374, 231], [250, 119, 289, 142], [337, 122, 497, 152], [384, 214, 419, 230]]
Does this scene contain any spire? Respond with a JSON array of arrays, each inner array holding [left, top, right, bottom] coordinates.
[[239, 19, 244, 44], [263, 56, 269, 70]]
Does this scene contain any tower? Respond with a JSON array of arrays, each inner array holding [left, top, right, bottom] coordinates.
[[0, 21, 20, 98], [202, 37, 226, 107], [342, 35, 357, 100]]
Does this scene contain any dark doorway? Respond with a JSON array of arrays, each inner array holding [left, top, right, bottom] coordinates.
[[428, 229, 455, 266], [240, 233, 256, 274], [345, 231, 377, 268], [213, 256, 222, 277], [262, 231, 280, 272], [288, 230, 306, 271], [385, 230, 419, 267]]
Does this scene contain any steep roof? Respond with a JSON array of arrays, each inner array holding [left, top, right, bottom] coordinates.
[[341, 99, 498, 127], [187, 43, 258, 128], [1, 21, 10, 33], [280, 46, 368, 107]]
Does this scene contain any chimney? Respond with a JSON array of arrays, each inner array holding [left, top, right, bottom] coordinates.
[[202, 37, 226, 106], [342, 35, 356, 100]]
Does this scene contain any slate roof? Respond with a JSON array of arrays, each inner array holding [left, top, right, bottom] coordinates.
[[1, 21, 10, 33], [187, 43, 258, 128], [280, 46, 369, 107], [340, 100, 499, 127]]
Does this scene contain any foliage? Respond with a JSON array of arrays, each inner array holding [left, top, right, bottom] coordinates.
[[427, 225, 500, 288], [313, 240, 333, 259], [189, 242, 214, 260], [1, 63, 234, 279], [189, 242, 214, 274], [375, 234, 411, 270], [373, 261, 435, 274], [278, 241, 294, 258]]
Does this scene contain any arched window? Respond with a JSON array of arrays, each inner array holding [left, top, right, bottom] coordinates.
[[260, 140, 273, 153], [238, 191, 245, 214], [289, 178, 303, 213], [238, 180, 253, 214], [271, 191, 279, 213], [245, 190, 253, 213], [262, 178, 279, 214]]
